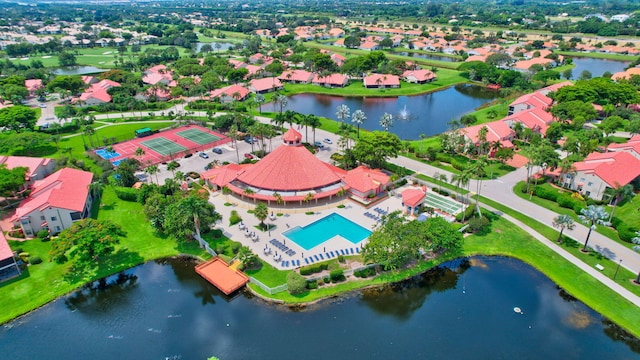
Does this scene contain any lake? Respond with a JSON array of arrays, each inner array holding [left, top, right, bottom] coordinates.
[[265, 84, 499, 140], [395, 51, 459, 62], [53, 66, 108, 76], [568, 57, 630, 79], [1, 256, 638, 360]]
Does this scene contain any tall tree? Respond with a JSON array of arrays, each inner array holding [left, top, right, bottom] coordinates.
[[336, 104, 350, 123], [253, 203, 268, 229], [351, 109, 367, 139], [578, 205, 610, 252], [163, 195, 220, 239], [552, 214, 575, 243], [379, 112, 393, 131], [49, 218, 124, 264]]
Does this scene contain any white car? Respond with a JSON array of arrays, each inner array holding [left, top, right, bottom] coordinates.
[[323, 138, 332, 144]]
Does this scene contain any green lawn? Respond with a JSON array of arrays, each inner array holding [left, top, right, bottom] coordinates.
[[513, 181, 633, 248], [0, 186, 209, 324]]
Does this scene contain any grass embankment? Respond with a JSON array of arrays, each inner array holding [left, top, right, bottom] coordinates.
[[478, 195, 640, 297], [0, 186, 209, 324], [555, 50, 637, 61], [512, 181, 637, 249]]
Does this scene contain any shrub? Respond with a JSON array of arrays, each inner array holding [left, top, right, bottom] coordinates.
[[29, 256, 42, 265], [354, 267, 377, 278], [467, 216, 491, 234], [229, 210, 242, 226], [337, 255, 345, 263], [533, 186, 558, 202], [287, 272, 307, 295], [18, 252, 30, 262], [215, 245, 226, 254], [329, 269, 345, 282], [451, 160, 466, 171], [37, 229, 49, 240], [230, 243, 241, 254], [13, 247, 23, 254], [323, 276, 330, 284], [211, 229, 223, 239], [114, 186, 139, 201], [306, 280, 318, 290]]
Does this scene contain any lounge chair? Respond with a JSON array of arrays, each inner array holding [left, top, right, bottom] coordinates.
[[350, 248, 355, 254], [319, 253, 324, 260], [313, 255, 320, 261], [296, 260, 300, 267], [340, 249, 345, 255], [291, 251, 296, 256], [356, 247, 361, 253], [304, 258, 309, 264]]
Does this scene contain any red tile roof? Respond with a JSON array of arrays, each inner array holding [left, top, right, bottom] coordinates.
[[343, 166, 390, 193], [236, 145, 342, 191], [363, 74, 400, 87], [538, 81, 573, 95], [278, 69, 314, 83], [502, 107, 554, 135], [201, 164, 246, 188], [402, 69, 436, 82], [461, 120, 514, 145], [248, 77, 283, 92], [0, 231, 13, 262], [24, 79, 43, 92], [210, 84, 250, 100], [13, 168, 93, 219], [510, 92, 553, 110], [312, 73, 348, 86], [282, 127, 302, 143], [0, 156, 53, 179], [402, 187, 426, 207], [574, 151, 640, 188]]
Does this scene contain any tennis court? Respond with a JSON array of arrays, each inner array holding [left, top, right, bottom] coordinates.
[[140, 137, 187, 156], [176, 128, 221, 145], [423, 191, 464, 215]]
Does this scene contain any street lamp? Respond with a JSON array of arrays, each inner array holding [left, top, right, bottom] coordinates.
[[614, 259, 623, 280]]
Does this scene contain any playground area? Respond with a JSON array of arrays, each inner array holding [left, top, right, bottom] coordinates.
[[99, 125, 230, 166]]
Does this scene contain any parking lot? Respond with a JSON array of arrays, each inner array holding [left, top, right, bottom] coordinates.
[[150, 127, 340, 184]]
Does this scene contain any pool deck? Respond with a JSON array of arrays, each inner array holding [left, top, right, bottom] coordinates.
[[209, 190, 406, 270]]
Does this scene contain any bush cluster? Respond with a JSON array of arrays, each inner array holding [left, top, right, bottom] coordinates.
[[611, 217, 638, 242], [229, 210, 242, 226], [299, 263, 329, 275], [329, 269, 345, 282], [353, 267, 377, 278], [306, 279, 318, 290], [29, 256, 42, 265]]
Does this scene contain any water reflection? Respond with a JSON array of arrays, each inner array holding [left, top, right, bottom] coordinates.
[[360, 259, 470, 320], [395, 52, 458, 62], [265, 84, 499, 139], [64, 272, 138, 313]]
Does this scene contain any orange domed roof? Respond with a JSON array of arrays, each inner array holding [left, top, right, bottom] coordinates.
[[282, 127, 302, 144]]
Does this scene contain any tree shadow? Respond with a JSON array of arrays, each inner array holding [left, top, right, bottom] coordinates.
[[62, 248, 144, 285]]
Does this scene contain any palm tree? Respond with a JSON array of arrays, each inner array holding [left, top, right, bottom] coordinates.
[[632, 231, 640, 283], [135, 147, 146, 161], [351, 109, 366, 139], [306, 114, 321, 145], [274, 93, 288, 115], [469, 156, 487, 217], [88, 181, 104, 201], [180, 195, 213, 239], [608, 183, 634, 222], [379, 112, 393, 131], [167, 161, 179, 177], [578, 205, 610, 252], [83, 125, 96, 149], [336, 104, 351, 124], [145, 164, 159, 184], [254, 203, 268, 229], [229, 123, 240, 163], [552, 214, 575, 243], [254, 93, 265, 114]]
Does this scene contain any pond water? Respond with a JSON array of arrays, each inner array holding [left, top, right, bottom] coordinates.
[[265, 84, 499, 140], [1, 256, 638, 360], [395, 51, 459, 62], [53, 66, 108, 76], [195, 42, 235, 52], [567, 57, 630, 79]]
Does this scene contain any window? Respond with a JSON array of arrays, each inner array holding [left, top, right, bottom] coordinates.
[[70, 212, 82, 221], [587, 182, 593, 187], [40, 216, 45, 221], [55, 226, 61, 232], [21, 219, 30, 225], [25, 230, 33, 236], [50, 216, 57, 221]]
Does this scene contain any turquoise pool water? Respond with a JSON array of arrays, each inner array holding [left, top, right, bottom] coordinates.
[[283, 213, 371, 251]]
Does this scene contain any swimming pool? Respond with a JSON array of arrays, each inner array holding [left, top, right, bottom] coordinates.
[[283, 213, 371, 251], [96, 148, 121, 160]]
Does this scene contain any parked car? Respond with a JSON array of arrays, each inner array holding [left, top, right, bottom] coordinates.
[[39, 103, 47, 108], [199, 152, 209, 159], [314, 141, 324, 148], [244, 136, 257, 144], [212, 147, 223, 154], [323, 138, 332, 144], [244, 153, 254, 159]]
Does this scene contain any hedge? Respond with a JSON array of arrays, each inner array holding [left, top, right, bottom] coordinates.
[[329, 269, 345, 282], [299, 263, 328, 275], [113, 186, 139, 202], [611, 216, 638, 242], [353, 267, 377, 278], [29, 256, 42, 265]]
